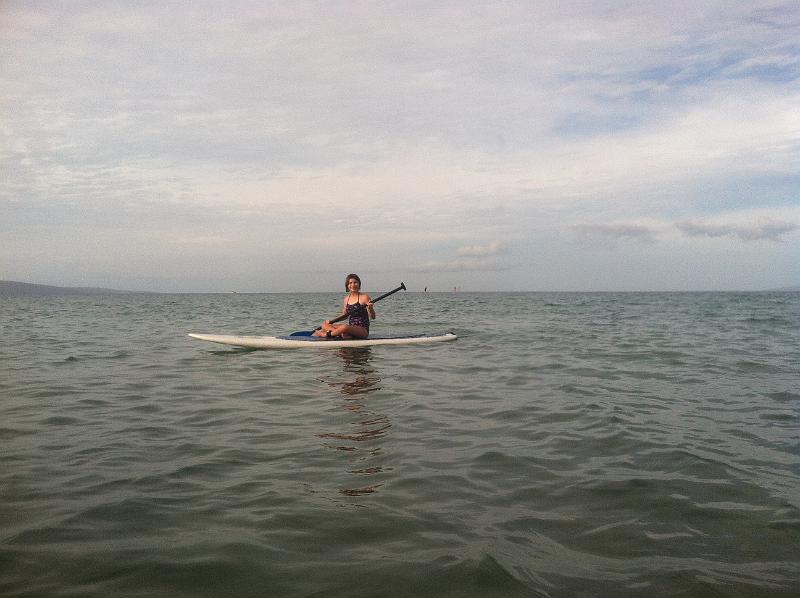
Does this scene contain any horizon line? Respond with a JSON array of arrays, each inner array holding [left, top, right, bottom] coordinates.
[[2, 280, 798, 295]]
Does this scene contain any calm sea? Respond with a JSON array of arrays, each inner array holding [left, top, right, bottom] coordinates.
[[1, 292, 798, 597]]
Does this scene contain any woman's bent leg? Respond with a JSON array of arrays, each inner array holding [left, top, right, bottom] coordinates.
[[312, 323, 368, 339], [332, 324, 368, 339]]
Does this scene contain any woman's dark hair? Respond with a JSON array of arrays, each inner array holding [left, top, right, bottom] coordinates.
[[345, 273, 361, 290]]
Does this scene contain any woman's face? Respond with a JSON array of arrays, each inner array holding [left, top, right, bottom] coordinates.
[[347, 277, 361, 292]]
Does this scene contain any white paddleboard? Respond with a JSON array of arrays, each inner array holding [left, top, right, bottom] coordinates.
[[188, 332, 457, 349]]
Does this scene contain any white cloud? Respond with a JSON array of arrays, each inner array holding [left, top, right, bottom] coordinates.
[[677, 219, 799, 242], [571, 222, 662, 244], [414, 240, 511, 272], [571, 210, 800, 246], [414, 257, 512, 273], [456, 241, 506, 257]]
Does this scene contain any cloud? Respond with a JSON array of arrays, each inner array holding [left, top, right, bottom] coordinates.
[[415, 240, 511, 272], [571, 222, 662, 243], [676, 219, 799, 242], [414, 257, 512, 273], [572, 213, 800, 245], [456, 241, 506, 257]]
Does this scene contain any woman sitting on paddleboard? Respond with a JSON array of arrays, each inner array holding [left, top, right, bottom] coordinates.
[[313, 274, 376, 339]]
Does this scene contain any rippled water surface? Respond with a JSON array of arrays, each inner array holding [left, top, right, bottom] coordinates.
[[2, 292, 799, 597]]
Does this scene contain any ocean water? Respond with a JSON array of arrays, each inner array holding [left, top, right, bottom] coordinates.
[[1, 291, 798, 597]]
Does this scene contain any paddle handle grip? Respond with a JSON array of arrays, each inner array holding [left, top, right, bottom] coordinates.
[[324, 282, 406, 326]]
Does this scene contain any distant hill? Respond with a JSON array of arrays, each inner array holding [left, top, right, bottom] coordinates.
[[0, 280, 132, 297]]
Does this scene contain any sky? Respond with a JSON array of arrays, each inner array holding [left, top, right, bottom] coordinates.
[[2, 1, 799, 292]]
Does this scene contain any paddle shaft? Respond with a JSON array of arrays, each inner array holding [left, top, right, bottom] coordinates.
[[321, 282, 406, 328]]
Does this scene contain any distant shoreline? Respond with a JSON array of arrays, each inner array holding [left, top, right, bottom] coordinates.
[[0, 280, 140, 297]]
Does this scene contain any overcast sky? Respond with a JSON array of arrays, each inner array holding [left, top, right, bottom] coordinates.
[[2, 1, 799, 292]]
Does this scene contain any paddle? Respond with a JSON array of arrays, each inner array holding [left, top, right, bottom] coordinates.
[[290, 282, 407, 336]]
